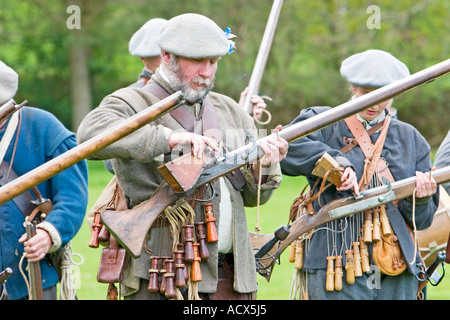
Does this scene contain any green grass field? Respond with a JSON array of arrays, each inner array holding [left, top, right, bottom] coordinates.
[[70, 160, 449, 300]]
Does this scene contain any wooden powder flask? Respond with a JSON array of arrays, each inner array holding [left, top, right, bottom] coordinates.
[[159, 256, 170, 295], [177, 243, 189, 281], [195, 222, 210, 260], [183, 225, 195, 263], [359, 238, 370, 273], [334, 255, 343, 291], [107, 283, 118, 300], [203, 203, 218, 242], [372, 208, 381, 242], [164, 259, 176, 299], [352, 241, 363, 277], [326, 256, 335, 291], [191, 243, 202, 282], [363, 210, 373, 244], [89, 210, 102, 248], [379, 205, 392, 236], [148, 256, 160, 293], [345, 250, 355, 285], [288, 241, 296, 263], [295, 241, 304, 270], [173, 247, 187, 288]]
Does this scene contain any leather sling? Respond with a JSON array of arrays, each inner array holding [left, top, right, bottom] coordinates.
[[344, 114, 395, 190]]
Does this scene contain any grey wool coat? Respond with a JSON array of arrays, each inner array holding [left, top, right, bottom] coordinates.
[[281, 106, 439, 277], [77, 70, 282, 296]]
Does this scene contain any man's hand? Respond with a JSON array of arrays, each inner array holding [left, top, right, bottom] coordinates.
[[415, 167, 437, 198], [19, 228, 52, 262], [168, 132, 219, 159], [239, 87, 267, 120], [252, 125, 288, 182], [337, 167, 360, 196]]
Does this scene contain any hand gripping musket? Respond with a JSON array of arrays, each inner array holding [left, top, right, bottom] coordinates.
[[24, 219, 44, 300], [0, 91, 184, 206], [255, 166, 450, 281], [242, 0, 283, 125], [99, 59, 450, 259]]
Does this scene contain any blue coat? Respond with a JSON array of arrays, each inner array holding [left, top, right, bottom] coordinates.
[[0, 107, 88, 300], [281, 107, 439, 276]]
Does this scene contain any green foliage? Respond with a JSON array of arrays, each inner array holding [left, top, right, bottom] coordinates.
[[0, 0, 447, 144]]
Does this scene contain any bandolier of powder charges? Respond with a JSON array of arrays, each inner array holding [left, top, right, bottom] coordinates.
[[289, 115, 407, 298]]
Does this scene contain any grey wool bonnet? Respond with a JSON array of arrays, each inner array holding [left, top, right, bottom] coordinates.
[[158, 13, 231, 58], [129, 18, 168, 57], [0, 61, 18, 105], [340, 49, 410, 88]]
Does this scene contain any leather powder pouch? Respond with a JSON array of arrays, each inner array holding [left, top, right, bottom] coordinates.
[[97, 237, 129, 283]]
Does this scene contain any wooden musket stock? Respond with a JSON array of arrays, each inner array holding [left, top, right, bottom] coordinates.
[[0, 91, 183, 206], [255, 166, 450, 281], [101, 59, 450, 259]]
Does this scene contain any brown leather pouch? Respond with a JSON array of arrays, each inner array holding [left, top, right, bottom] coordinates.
[[97, 237, 129, 283]]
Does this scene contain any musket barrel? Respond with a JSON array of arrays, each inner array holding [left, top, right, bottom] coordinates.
[[243, 0, 283, 114], [279, 59, 450, 143], [0, 91, 183, 206], [198, 59, 450, 188]]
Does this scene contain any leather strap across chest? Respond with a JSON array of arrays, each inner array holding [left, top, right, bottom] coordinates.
[[344, 115, 395, 190], [143, 82, 246, 191]]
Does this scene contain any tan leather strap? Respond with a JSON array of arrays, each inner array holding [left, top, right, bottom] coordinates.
[[144, 83, 222, 143], [344, 115, 394, 190]]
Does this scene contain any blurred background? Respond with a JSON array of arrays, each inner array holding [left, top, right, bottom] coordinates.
[[0, 0, 448, 146], [0, 0, 448, 300]]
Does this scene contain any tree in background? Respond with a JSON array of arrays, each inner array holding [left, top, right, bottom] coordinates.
[[0, 0, 447, 145]]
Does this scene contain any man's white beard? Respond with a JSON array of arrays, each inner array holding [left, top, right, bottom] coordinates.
[[163, 58, 215, 104]]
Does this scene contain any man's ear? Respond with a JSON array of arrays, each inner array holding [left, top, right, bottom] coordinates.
[[161, 50, 171, 64]]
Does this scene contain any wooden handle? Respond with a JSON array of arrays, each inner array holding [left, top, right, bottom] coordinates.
[[345, 250, 355, 285], [88, 211, 102, 248], [183, 225, 195, 263], [203, 203, 218, 242], [334, 255, 343, 291], [326, 256, 335, 291], [352, 242, 363, 277], [372, 208, 381, 242], [191, 243, 202, 282]]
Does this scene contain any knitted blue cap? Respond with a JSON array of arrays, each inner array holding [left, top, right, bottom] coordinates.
[[340, 49, 410, 88], [129, 18, 168, 57]]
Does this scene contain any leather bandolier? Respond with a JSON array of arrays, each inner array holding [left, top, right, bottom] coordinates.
[[289, 114, 416, 296]]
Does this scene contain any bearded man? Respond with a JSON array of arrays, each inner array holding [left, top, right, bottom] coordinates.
[[77, 13, 288, 300]]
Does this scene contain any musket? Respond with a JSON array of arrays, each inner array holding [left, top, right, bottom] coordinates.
[[25, 220, 44, 300], [242, 0, 283, 124], [254, 166, 450, 281], [0, 267, 13, 285], [0, 91, 184, 206], [100, 59, 450, 259], [417, 251, 446, 294], [0, 99, 27, 124]]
